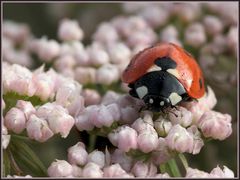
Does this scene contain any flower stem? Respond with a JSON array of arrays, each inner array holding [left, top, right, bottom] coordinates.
[[178, 153, 189, 170], [167, 158, 181, 177], [88, 134, 97, 152]]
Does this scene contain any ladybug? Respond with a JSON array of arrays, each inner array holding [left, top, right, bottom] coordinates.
[[122, 42, 205, 112]]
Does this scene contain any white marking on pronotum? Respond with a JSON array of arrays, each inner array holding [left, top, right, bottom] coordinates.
[[136, 86, 148, 99], [149, 98, 154, 104], [160, 101, 164, 106], [169, 92, 182, 105], [147, 65, 162, 72], [167, 68, 180, 78]]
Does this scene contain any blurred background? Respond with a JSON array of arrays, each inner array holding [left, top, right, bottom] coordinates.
[[3, 2, 238, 175]]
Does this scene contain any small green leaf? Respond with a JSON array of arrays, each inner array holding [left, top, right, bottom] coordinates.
[[3, 150, 11, 177], [167, 158, 182, 177]]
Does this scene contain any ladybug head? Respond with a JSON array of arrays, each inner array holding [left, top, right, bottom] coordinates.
[[128, 70, 190, 112]]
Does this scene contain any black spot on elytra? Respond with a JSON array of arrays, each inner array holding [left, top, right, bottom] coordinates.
[[154, 57, 177, 70]]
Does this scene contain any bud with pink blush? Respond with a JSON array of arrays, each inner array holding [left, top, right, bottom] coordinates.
[[48, 160, 73, 177]]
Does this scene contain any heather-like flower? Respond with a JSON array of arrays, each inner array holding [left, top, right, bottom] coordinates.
[[108, 126, 138, 152], [48, 160, 73, 177], [168, 106, 193, 127], [34, 37, 60, 62], [137, 130, 159, 153], [111, 149, 133, 172], [184, 23, 206, 47], [140, 6, 169, 27], [103, 164, 132, 177], [82, 162, 103, 178], [5, 107, 26, 134], [58, 19, 84, 41], [198, 110, 232, 140], [165, 124, 194, 153], [82, 89, 101, 106], [87, 44, 110, 66], [54, 55, 76, 72], [185, 167, 211, 178], [3, 21, 30, 43], [72, 165, 82, 177], [154, 116, 172, 136], [3, 64, 36, 96], [96, 64, 119, 85], [16, 100, 36, 120], [187, 125, 204, 154], [74, 67, 96, 85], [151, 137, 172, 165], [131, 161, 157, 177], [203, 15, 223, 36], [36, 103, 75, 138], [2, 125, 11, 149], [68, 142, 88, 166], [106, 42, 131, 64], [88, 150, 105, 168], [93, 22, 119, 43], [101, 91, 121, 105], [26, 114, 54, 142], [75, 106, 95, 131], [210, 165, 234, 178], [226, 26, 237, 55]]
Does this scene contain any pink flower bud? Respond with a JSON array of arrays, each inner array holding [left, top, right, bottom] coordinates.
[[36, 102, 56, 119], [185, 23, 206, 48], [137, 130, 158, 153], [187, 125, 204, 154], [72, 165, 82, 177], [120, 107, 139, 124], [48, 160, 73, 177], [68, 142, 88, 166], [2, 125, 11, 149], [154, 173, 170, 178], [106, 103, 121, 122], [210, 165, 234, 178], [48, 105, 75, 138], [101, 91, 121, 105], [151, 137, 172, 165], [198, 111, 232, 140], [16, 100, 36, 120], [109, 126, 138, 152], [82, 162, 103, 178], [131, 161, 157, 177], [74, 48, 90, 66], [26, 114, 54, 142], [74, 67, 96, 85], [96, 64, 119, 85], [140, 6, 169, 27], [160, 25, 178, 42], [58, 19, 84, 41], [168, 106, 192, 127], [82, 89, 101, 106], [88, 150, 105, 168], [154, 116, 172, 136], [36, 37, 60, 62], [203, 15, 223, 36], [93, 22, 119, 43], [111, 149, 133, 172], [54, 55, 76, 71], [165, 124, 194, 153], [32, 71, 56, 101], [87, 44, 109, 66], [106, 42, 131, 64], [186, 167, 211, 178], [103, 164, 130, 177], [89, 105, 115, 128], [227, 26, 237, 55], [75, 106, 95, 131], [3, 21, 30, 43], [5, 107, 26, 134], [131, 117, 153, 133], [3, 64, 36, 96], [55, 80, 83, 116]]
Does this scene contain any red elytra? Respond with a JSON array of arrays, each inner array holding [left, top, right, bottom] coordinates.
[[122, 43, 205, 99]]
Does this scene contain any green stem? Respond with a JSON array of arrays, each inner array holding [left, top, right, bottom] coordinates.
[[178, 153, 189, 170], [167, 158, 182, 177], [7, 149, 23, 176], [88, 134, 97, 152], [160, 164, 167, 174]]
